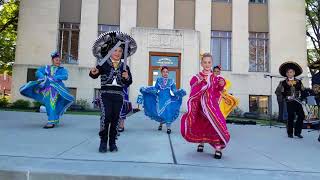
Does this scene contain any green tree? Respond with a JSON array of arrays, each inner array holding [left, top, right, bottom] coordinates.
[[0, 0, 19, 75], [306, 0, 320, 75]]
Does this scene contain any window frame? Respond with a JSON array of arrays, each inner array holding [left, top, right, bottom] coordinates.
[[212, 0, 232, 3], [211, 31, 232, 71], [26, 68, 37, 82], [249, 95, 270, 115], [58, 22, 80, 64], [249, 0, 267, 4], [98, 24, 120, 35], [249, 32, 269, 72]]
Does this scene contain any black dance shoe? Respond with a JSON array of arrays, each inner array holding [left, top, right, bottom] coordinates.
[[99, 141, 108, 153], [197, 144, 204, 152], [294, 134, 303, 138], [43, 124, 55, 129], [167, 129, 171, 134], [288, 134, 293, 138], [109, 144, 118, 152], [214, 151, 222, 159], [118, 127, 125, 132], [158, 125, 162, 131]]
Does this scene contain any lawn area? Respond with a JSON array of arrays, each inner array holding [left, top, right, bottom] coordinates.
[[65, 111, 100, 116], [0, 109, 283, 125], [227, 116, 285, 126], [0, 108, 101, 116], [0, 108, 135, 117]]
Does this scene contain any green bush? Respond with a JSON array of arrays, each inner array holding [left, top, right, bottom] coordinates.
[[230, 107, 243, 117], [76, 99, 90, 110], [32, 101, 43, 109], [0, 97, 9, 108], [12, 99, 31, 109]]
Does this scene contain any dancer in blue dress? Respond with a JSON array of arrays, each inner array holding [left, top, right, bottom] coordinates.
[[20, 51, 74, 128], [118, 86, 132, 133], [140, 66, 186, 134]]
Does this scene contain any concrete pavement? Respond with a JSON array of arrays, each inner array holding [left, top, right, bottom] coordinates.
[[0, 110, 320, 180]]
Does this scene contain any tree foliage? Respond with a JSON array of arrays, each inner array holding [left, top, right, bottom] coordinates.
[[0, 0, 19, 75], [306, 0, 320, 75]]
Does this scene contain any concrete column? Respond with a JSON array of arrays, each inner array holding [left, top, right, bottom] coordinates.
[[12, 0, 60, 102], [232, 0, 249, 74], [120, 0, 137, 34], [158, 0, 174, 29], [269, 0, 307, 114], [78, 0, 99, 68], [14, 0, 60, 66], [195, 0, 211, 54], [268, 0, 307, 76]]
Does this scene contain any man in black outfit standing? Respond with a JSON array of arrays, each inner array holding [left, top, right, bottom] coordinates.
[[276, 61, 305, 139], [90, 31, 136, 153]]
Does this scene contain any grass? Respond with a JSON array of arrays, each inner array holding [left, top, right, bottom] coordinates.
[[1, 108, 36, 112], [1, 108, 136, 117], [65, 111, 100, 116], [1, 107, 101, 116], [227, 116, 285, 126], [1, 108, 284, 126]]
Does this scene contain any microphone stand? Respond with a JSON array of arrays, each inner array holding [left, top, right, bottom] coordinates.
[[263, 74, 286, 128]]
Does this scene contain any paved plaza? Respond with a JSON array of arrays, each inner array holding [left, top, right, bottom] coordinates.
[[0, 111, 319, 180]]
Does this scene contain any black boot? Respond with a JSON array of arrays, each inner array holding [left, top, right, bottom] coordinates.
[[98, 130, 108, 153], [43, 124, 55, 129], [109, 144, 118, 152], [294, 134, 303, 138], [99, 141, 108, 153]]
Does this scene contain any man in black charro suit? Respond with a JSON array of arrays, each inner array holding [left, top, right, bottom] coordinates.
[[276, 61, 305, 139]]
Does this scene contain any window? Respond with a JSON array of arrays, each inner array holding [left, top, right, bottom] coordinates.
[[213, 0, 232, 2], [68, 88, 77, 100], [98, 24, 120, 35], [98, 0, 120, 26], [249, 95, 269, 115], [211, 31, 232, 71], [59, 0, 82, 23], [137, 0, 158, 28], [174, 0, 195, 29], [27, 68, 37, 82], [249, 0, 267, 4], [58, 23, 80, 64], [249, 32, 269, 72]]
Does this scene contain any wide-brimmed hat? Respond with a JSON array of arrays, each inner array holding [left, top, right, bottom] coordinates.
[[279, 61, 303, 77], [92, 31, 137, 59]]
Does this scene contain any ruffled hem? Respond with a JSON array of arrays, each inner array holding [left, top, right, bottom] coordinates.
[[20, 79, 74, 117]]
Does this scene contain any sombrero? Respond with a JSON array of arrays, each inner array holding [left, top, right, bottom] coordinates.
[[92, 31, 137, 60], [279, 61, 303, 77]]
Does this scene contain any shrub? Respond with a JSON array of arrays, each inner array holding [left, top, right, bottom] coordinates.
[[12, 99, 31, 109], [272, 112, 279, 121], [75, 99, 90, 110], [32, 101, 43, 109], [230, 107, 243, 117], [0, 97, 9, 108]]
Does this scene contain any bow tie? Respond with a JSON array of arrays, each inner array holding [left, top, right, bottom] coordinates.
[[112, 61, 120, 69]]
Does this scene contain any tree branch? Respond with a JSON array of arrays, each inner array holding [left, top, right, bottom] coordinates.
[[0, 14, 18, 33]]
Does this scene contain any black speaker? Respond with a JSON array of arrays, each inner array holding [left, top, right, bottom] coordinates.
[[303, 120, 320, 130]]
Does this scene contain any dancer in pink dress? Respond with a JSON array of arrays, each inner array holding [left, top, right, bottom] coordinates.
[[181, 53, 230, 159]]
